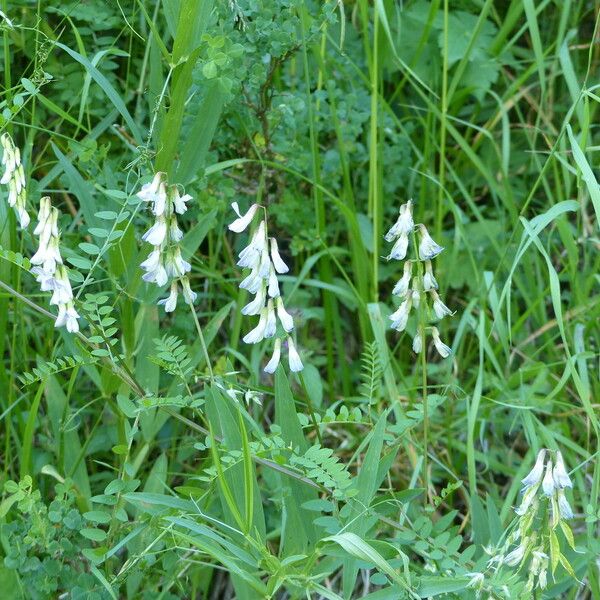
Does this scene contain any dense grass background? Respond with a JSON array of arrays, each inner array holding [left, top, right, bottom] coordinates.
[[0, 0, 599, 598]]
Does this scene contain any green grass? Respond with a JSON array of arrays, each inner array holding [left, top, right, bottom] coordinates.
[[0, 0, 599, 598]]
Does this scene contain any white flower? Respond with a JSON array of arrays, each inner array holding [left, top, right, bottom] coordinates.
[[169, 217, 183, 242], [522, 449, 546, 489], [237, 221, 266, 268], [242, 285, 266, 316], [515, 484, 538, 516], [411, 285, 420, 309], [264, 337, 281, 374], [287, 337, 303, 372], [181, 277, 197, 304], [172, 189, 191, 214], [384, 200, 414, 241], [431, 290, 453, 319], [136, 172, 163, 202], [264, 300, 276, 338], [431, 327, 451, 358], [33, 196, 52, 236], [55, 301, 80, 333], [389, 297, 412, 332], [276, 297, 294, 332], [243, 308, 268, 344], [268, 266, 280, 298], [412, 331, 422, 353], [418, 224, 444, 260], [270, 238, 289, 273], [386, 231, 409, 261], [31, 266, 56, 292], [542, 460, 555, 496], [553, 451, 572, 489], [423, 260, 438, 291], [465, 572, 484, 589], [392, 261, 412, 297], [1, 134, 29, 228], [504, 543, 525, 567], [557, 489, 573, 519], [158, 281, 178, 312], [229, 202, 260, 232], [258, 246, 271, 279], [142, 216, 167, 246], [50, 266, 74, 306], [240, 265, 263, 294], [165, 247, 191, 278], [141, 249, 168, 286]]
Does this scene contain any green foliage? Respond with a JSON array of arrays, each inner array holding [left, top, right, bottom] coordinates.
[[0, 0, 598, 598]]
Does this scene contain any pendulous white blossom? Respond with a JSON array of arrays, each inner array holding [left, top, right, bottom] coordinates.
[[417, 224, 444, 260], [30, 197, 80, 333], [1, 133, 29, 228], [390, 297, 412, 332], [431, 327, 451, 358], [541, 460, 555, 496], [392, 261, 412, 297], [264, 337, 282, 373], [431, 290, 453, 320], [553, 451, 572, 489], [139, 173, 196, 311], [386, 231, 409, 261], [287, 337, 303, 372], [423, 260, 438, 291], [385, 200, 414, 241], [557, 488, 574, 519], [412, 331, 422, 354], [230, 203, 303, 373], [522, 449, 546, 489]]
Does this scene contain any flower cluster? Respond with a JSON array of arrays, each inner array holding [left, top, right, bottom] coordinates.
[[138, 172, 196, 312], [487, 448, 575, 592], [229, 202, 303, 373], [30, 197, 80, 332], [384, 200, 453, 358], [1, 133, 29, 228]]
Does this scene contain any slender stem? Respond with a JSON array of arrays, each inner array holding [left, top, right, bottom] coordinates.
[[420, 318, 429, 500], [189, 303, 214, 380], [299, 371, 322, 445]]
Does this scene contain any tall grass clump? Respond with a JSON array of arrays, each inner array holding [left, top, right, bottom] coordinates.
[[0, 1, 598, 599]]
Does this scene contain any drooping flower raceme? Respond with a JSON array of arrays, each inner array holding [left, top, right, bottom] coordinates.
[[1, 133, 29, 228], [138, 173, 196, 312], [384, 200, 453, 358], [30, 197, 80, 333], [229, 202, 303, 374], [490, 447, 575, 592]]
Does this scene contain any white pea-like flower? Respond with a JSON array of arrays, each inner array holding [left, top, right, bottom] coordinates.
[[557, 488, 573, 519], [270, 238, 289, 273], [387, 231, 409, 261], [139, 176, 197, 311], [390, 297, 412, 332], [553, 451, 572, 489], [418, 224, 444, 260], [431, 290, 453, 319], [229, 202, 260, 232], [515, 484, 538, 516], [158, 281, 179, 313], [384, 200, 414, 241], [264, 300, 277, 338], [55, 301, 80, 333], [1, 133, 29, 228], [392, 261, 412, 297], [541, 461, 555, 496], [412, 331, 422, 354], [230, 204, 303, 373], [243, 307, 268, 344], [522, 449, 546, 489], [264, 337, 281, 374], [276, 296, 294, 332], [172, 189, 191, 215], [242, 285, 266, 316], [431, 327, 451, 358], [287, 337, 303, 372], [142, 216, 167, 246], [504, 543, 526, 567], [423, 260, 438, 291], [181, 277, 197, 304]]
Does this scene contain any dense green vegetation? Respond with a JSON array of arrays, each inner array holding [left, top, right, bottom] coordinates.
[[0, 1, 598, 598]]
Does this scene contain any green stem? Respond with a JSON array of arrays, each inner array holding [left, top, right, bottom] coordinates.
[[189, 302, 214, 380], [299, 371, 322, 445]]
